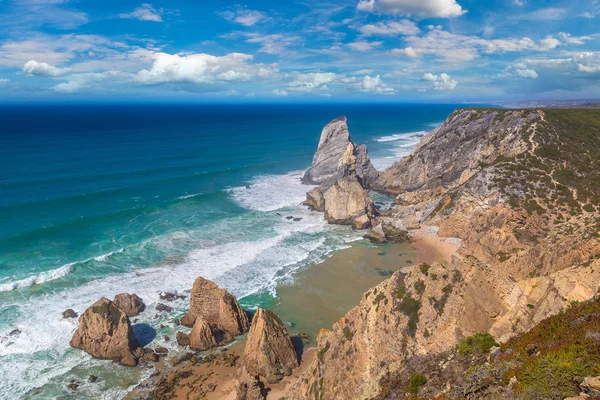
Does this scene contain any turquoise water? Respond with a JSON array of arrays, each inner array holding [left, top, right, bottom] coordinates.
[[0, 103, 459, 398]]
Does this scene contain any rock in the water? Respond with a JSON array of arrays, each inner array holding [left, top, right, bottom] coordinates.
[[159, 292, 186, 302], [63, 309, 77, 319], [156, 303, 172, 313], [113, 293, 145, 317], [364, 224, 387, 243], [176, 331, 190, 347], [308, 177, 374, 225], [352, 214, 372, 230], [181, 277, 249, 339], [88, 375, 97, 383], [189, 318, 217, 351], [69, 298, 141, 367], [243, 308, 299, 384]]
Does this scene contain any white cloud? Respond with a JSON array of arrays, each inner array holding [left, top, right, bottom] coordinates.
[[285, 72, 338, 93], [514, 0, 525, 6], [515, 68, 539, 79], [557, 32, 592, 45], [52, 80, 83, 93], [119, 4, 163, 22], [358, 20, 420, 36], [23, 60, 69, 77], [422, 72, 457, 90], [347, 40, 383, 51], [0, 78, 9, 85], [356, 0, 466, 18], [344, 75, 395, 94], [135, 52, 278, 85], [517, 8, 566, 21], [219, 8, 268, 27], [271, 89, 289, 96], [242, 33, 301, 55], [391, 46, 418, 58]]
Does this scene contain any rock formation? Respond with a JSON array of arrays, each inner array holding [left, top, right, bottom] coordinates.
[[235, 367, 267, 400], [189, 318, 218, 351], [243, 308, 299, 384], [287, 108, 600, 399], [70, 297, 142, 367], [181, 277, 249, 344], [113, 293, 145, 317], [303, 116, 378, 188]]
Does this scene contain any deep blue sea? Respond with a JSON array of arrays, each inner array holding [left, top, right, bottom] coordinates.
[[0, 103, 460, 398]]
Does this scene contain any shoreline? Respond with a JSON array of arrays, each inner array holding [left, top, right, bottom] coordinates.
[[126, 229, 458, 399]]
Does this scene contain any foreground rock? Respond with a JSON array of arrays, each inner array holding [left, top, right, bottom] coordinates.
[[189, 318, 218, 351], [62, 309, 77, 319], [306, 177, 374, 225], [113, 293, 145, 317], [70, 297, 142, 366], [243, 308, 299, 384], [303, 116, 378, 188], [181, 277, 249, 345]]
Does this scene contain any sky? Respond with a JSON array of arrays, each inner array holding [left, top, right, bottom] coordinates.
[[0, 0, 598, 102]]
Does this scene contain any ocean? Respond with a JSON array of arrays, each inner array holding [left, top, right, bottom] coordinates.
[[0, 103, 459, 398]]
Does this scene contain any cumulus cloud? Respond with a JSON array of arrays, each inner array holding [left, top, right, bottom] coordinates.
[[344, 75, 395, 94], [242, 33, 301, 55], [391, 46, 418, 58], [515, 68, 539, 79], [219, 7, 268, 27], [271, 89, 289, 96], [23, 60, 69, 77], [135, 52, 278, 85], [356, 0, 466, 18], [347, 40, 383, 51], [119, 4, 163, 22], [422, 72, 457, 90], [285, 72, 338, 93], [358, 20, 420, 36]]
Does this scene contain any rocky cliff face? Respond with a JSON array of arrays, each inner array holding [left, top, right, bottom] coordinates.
[[288, 108, 600, 399]]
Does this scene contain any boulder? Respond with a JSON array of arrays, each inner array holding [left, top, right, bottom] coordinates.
[[189, 318, 218, 351], [243, 309, 299, 383], [69, 297, 141, 367], [176, 331, 190, 347], [235, 367, 267, 400], [364, 224, 387, 243], [315, 177, 375, 225], [352, 214, 372, 230], [181, 277, 249, 339], [62, 309, 77, 319], [581, 376, 600, 397], [305, 187, 325, 212], [113, 293, 145, 317]]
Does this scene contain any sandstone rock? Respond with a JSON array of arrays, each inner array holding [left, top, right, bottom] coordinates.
[[181, 277, 249, 339], [364, 224, 387, 243], [243, 308, 299, 383], [303, 116, 378, 187], [159, 292, 185, 302], [88, 375, 97, 383], [176, 331, 190, 347], [70, 297, 141, 367], [352, 214, 372, 230], [144, 347, 159, 362], [235, 367, 266, 400], [156, 303, 172, 313], [63, 309, 77, 319], [113, 293, 145, 317], [307, 177, 374, 225], [581, 376, 600, 397], [189, 318, 218, 351]]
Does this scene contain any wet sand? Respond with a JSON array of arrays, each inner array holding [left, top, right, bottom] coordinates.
[[272, 241, 416, 340]]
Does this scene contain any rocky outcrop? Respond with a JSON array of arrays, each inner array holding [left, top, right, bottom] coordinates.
[[181, 277, 249, 343], [243, 308, 299, 384], [306, 177, 375, 225], [113, 293, 145, 317], [70, 297, 142, 367], [303, 116, 378, 188], [235, 367, 267, 400], [62, 309, 77, 319], [189, 318, 218, 351]]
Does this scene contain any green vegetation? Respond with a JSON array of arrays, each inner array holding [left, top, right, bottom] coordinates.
[[414, 280, 426, 295], [420, 263, 431, 276], [431, 284, 453, 316], [398, 295, 422, 337], [317, 342, 330, 362], [456, 333, 498, 355], [343, 326, 354, 341], [394, 283, 406, 299], [407, 374, 427, 395]]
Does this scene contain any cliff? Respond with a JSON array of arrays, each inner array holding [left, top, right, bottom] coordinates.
[[287, 108, 600, 399]]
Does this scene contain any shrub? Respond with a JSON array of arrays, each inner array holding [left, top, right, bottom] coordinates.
[[343, 326, 354, 341], [414, 280, 426, 295], [407, 374, 427, 395], [457, 333, 498, 355], [398, 295, 421, 337], [420, 264, 431, 276]]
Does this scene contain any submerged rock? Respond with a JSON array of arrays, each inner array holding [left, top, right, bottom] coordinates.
[[181, 277, 249, 339], [62, 309, 77, 319], [113, 293, 145, 317], [243, 308, 299, 384], [69, 297, 141, 367]]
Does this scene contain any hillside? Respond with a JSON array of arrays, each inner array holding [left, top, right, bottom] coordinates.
[[285, 108, 600, 400]]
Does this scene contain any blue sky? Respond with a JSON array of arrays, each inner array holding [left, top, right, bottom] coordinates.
[[0, 0, 598, 102]]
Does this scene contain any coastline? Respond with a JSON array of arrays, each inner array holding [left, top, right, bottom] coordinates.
[[126, 230, 458, 399]]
